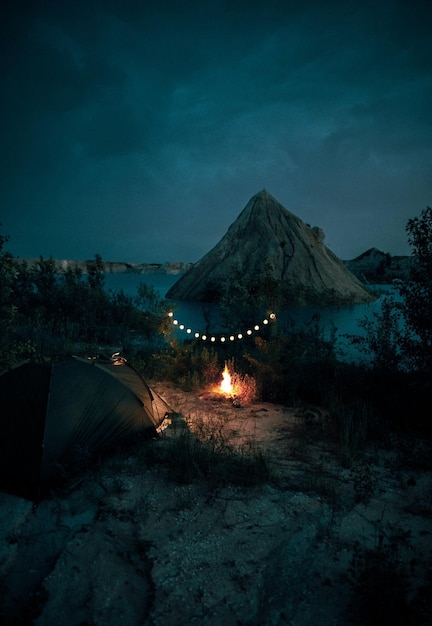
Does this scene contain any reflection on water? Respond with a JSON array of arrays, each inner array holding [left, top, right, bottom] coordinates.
[[104, 273, 400, 363]]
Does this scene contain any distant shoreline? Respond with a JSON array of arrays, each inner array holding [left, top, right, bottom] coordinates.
[[18, 258, 194, 275], [18, 248, 413, 284]]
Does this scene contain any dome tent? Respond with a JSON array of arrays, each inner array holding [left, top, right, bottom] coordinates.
[[0, 356, 172, 499]]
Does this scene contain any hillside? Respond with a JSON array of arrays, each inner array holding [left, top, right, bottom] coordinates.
[[344, 248, 413, 283], [167, 190, 374, 305]]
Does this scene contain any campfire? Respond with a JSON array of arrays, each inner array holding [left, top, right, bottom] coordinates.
[[207, 361, 256, 407], [198, 361, 257, 406], [220, 363, 233, 395]]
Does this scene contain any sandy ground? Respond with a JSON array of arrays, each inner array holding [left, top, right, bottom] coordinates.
[[1, 382, 432, 625]]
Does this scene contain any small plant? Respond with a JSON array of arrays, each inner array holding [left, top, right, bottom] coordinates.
[[154, 341, 220, 388], [351, 458, 377, 504], [347, 296, 405, 372], [305, 474, 339, 503], [224, 358, 258, 403], [153, 415, 273, 488], [327, 397, 374, 452], [345, 526, 432, 625]]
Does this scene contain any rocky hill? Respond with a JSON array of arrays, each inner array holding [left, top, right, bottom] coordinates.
[[167, 189, 374, 305], [344, 247, 413, 284]]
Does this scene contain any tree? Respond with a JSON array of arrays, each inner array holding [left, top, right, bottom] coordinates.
[[86, 253, 105, 290], [84, 254, 109, 336], [350, 297, 405, 372], [348, 207, 432, 375], [398, 206, 432, 372], [58, 266, 87, 340], [134, 282, 172, 338], [0, 232, 19, 363]]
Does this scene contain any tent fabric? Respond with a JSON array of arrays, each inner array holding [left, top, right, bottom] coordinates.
[[0, 357, 172, 498]]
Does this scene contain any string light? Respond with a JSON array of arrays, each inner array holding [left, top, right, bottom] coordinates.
[[166, 311, 277, 343]]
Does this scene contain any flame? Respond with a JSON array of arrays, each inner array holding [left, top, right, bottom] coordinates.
[[220, 363, 233, 394]]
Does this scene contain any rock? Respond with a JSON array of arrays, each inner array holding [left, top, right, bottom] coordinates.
[[344, 247, 413, 284], [167, 189, 375, 305]]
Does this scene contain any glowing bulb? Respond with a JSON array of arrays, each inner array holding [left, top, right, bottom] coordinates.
[[168, 312, 174, 317], [202, 335, 207, 340], [263, 319, 269, 325], [221, 336, 226, 342], [247, 329, 252, 335], [186, 328, 191, 333], [173, 320, 178, 325], [195, 332, 200, 338], [179, 324, 184, 330], [238, 333, 243, 339], [254, 325, 259, 331], [230, 335, 235, 341], [270, 312, 276, 320], [211, 336, 216, 342]]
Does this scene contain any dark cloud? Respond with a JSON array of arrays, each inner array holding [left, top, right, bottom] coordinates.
[[1, 0, 431, 262]]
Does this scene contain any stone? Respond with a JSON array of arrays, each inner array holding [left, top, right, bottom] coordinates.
[[167, 189, 375, 305]]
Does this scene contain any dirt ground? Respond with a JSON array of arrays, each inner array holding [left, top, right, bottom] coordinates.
[[1, 381, 432, 625]]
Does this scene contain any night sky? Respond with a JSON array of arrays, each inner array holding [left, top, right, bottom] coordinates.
[[1, 0, 431, 263]]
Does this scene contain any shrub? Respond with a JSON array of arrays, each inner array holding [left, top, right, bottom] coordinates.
[[348, 532, 431, 626], [153, 341, 220, 387], [152, 423, 273, 488], [399, 206, 432, 374]]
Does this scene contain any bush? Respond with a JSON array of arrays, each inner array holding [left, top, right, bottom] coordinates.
[[399, 206, 432, 373], [348, 539, 412, 625], [346, 528, 432, 626], [151, 422, 273, 488], [153, 341, 220, 387], [243, 318, 337, 406]]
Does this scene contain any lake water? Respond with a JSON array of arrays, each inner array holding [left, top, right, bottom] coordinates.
[[104, 273, 399, 363]]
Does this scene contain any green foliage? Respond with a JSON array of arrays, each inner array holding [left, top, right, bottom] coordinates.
[[243, 316, 337, 405], [0, 236, 171, 363], [219, 273, 267, 331], [154, 340, 220, 387], [327, 398, 376, 452], [348, 296, 405, 372], [134, 281, 172, 338], [398, 206, 432, 373], [225, 358, 258, 403], [351, 457, 377, 503], [347, 531, 426, 626], [3, 211, 431, 445], [152, 421, 273, 488], [86, 253, 105, 290], [350, 207, 432, 376], [0, 232, 23, 366], [218, 260, 368, 312], [340, 207, 432, 435]]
